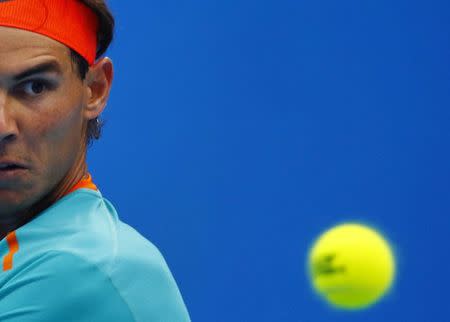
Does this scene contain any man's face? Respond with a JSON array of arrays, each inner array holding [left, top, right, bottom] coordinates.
[[0, 27, 88, 216]]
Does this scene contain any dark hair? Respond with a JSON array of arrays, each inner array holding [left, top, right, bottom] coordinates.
[[70, 0, 114, 146]]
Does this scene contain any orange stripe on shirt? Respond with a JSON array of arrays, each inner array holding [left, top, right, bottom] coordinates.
[[3, 231, 19, 271], [66, 173, 98, 195]]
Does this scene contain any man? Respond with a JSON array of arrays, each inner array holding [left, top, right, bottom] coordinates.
[[0, 1, 191, 321]]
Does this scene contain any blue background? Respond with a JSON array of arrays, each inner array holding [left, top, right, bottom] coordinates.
[[88, 0, 450, 321]]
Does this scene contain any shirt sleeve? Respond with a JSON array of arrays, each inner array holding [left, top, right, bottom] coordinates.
[[0, 251, 136, 322]]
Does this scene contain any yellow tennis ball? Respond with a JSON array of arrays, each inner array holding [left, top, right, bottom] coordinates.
[[308, 223, 396, 310]]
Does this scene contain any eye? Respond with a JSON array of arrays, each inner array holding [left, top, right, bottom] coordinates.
[[11, 75, 58, 100], [13, 79, 55, 99], [21, 80, 48, 96]]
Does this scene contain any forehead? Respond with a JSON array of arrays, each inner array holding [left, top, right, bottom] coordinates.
[[0, 26, 70, 72]]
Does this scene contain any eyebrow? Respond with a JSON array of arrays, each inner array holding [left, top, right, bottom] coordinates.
[[13, 61, 62, 81]]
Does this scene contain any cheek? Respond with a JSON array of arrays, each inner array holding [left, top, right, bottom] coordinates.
[[25, 96, 85, 172], [42, 105, 84, 144]]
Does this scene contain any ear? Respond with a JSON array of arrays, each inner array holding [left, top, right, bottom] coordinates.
[[84, 57, 113, 120]]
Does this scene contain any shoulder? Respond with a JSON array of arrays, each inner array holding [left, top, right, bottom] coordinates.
[[2, 192, 191, 321], [0, 250, 136, 322], [111, 223, 192, 322], [15, 190, 119, 272]]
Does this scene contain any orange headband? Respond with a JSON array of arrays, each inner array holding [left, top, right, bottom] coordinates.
[[0, 0, 98, 65]]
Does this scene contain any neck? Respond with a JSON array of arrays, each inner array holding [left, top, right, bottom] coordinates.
[[50, 151, 88, 202], [0, 149, 88, 240]]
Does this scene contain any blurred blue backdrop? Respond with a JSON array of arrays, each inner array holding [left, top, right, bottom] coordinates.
[[88, 0, 450, 321]]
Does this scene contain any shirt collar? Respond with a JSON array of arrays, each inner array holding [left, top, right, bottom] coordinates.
[[66, 173, 98, 196]]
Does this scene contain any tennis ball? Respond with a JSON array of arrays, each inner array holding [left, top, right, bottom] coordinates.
[[307, 223, 395, 310]]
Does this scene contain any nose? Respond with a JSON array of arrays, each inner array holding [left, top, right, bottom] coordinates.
[[0, 90, 18, 143]]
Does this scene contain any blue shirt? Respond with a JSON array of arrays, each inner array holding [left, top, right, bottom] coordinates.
[[0, 188, 191, 321]]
